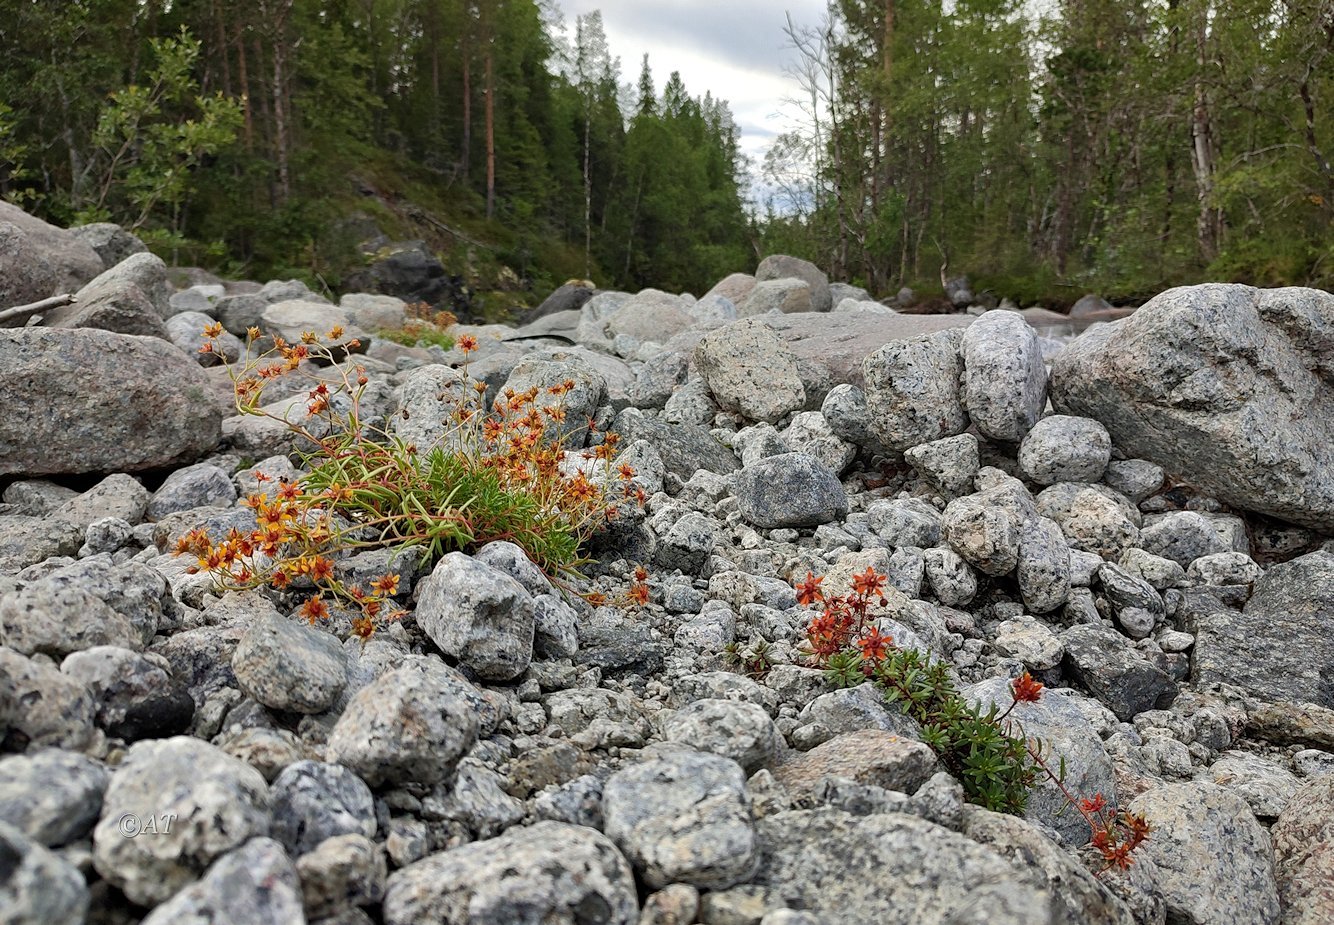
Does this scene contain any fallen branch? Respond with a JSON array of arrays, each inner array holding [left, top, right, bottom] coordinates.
[[0, 293, 76, 327]]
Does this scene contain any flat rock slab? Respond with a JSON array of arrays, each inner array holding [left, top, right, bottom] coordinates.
[[772, 729, 937, 800], [760, 313, 972, 390], [0, 328, 221, 478], [1050, 284, 1334, 530]]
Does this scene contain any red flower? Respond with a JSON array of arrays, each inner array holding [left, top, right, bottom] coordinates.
[[851, 567, 887, 600], [1011, 672, 1045, 704], [856, 627, 894, 663], [796, 572, 825, 606], [1079, 793, 1108, 815]]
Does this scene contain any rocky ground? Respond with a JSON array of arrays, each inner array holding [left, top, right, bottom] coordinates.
[[1, 208, 1333, 925]]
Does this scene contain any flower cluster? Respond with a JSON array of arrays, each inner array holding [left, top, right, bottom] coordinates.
[[794, 567, 1151, 871], [177, 323, 642, 638]]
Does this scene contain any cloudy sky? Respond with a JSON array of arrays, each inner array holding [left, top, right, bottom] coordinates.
[[554, 0, 830, 183]]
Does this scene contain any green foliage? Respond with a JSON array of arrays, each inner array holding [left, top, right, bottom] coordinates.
[[375, 322, 456, 350], [871, 649, 1036, 814]]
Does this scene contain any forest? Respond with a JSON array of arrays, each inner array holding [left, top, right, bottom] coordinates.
[[0, 0, 1330, 308]]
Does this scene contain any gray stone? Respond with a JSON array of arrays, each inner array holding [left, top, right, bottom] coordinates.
[[0, 820, 89, 925], [656, 512, 720, 573], [1140, 511, 1228, 566], [297, 832, 386, 918], [0, 328, 220, 478], [383, 821, 638, 925], [145, 462, 237, 520], [798, 683, 921, 740], [904, 433, 979, 497], [696, 318, 806, 424], [232, 612, 347, 713], [1187, 550, 1263, 587], [139, 836, 304, 925], [631, 350, 689, 408], [1050, 284, 1334, 529], [92, 736, 272, 906], [941, 494, 1020, 576], [0, 575, 141, 657], [734, 453, 847, 529], [1062, 623, 1178, 720], [603, 748, 757, 889], [755, 254, 831, 312], [501, 354, 606, 445], [867, 498, 941, 547], [215, 293, 268, 335], [0, 749, 107, 846], [270, 760, 376, 856], [962, 310, 1047, 442], [923, 546, 978, 606], [706, 273, 757, 307], [0, 646, 96, 749], [783, 411, 856, 474], [772, 730, 937, 801], [663, 699, 779, 773], [1189, 551, 1334, 707], [614, 407, 739, 479], [415, 552, 535, 682], [739, 277, 813, 316], [746, 809, 1054, 925], [532, 593, 580, 659], [341, 292, 407, 329], [54, 473, 150, 527], [0, 203, 107, 294], [78, 251, 174, 317], [325, 659, 480, 787], [166, 309, 243, 364], [862, 328, 968, 452], [1118, 548, 1187, 590], [1103, 459, 1164, 503], [260, 298, 360, 346], [607, 289, 695, 345], [61, 645, 194, 740], [993, 617, 1064, 671], [0, 516, 83, 575], [1128, 781, 1280, 925], [1271, 775, 1334, 925], [390, 363, 468, 454], [967, 679, 1116, 845], [1039, 486, 1140, 558], [1098, 563, 1164, 639], [1016, 516, 1071, 613], [44, 277, 168, 338], [1017, 415, 1111, 485], [1204, 750, 1300, 818]]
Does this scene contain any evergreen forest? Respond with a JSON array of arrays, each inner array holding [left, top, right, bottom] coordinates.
[[0, 0, 1330, 309]]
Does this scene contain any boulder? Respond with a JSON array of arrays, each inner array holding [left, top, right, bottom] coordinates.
[[0, 328, 221, 477], [0, 201, 103, 300], [695, 318, 805, 424], [961, 310, 1047, 442], [738, 278, 813, 316], [734, 453, 847, 529], [755, 254, 832, 313], [863, 328, 968, 452], [67, 222, 148, 270], [41, 278, 167, 338], [1050, 284, 1334, 529]]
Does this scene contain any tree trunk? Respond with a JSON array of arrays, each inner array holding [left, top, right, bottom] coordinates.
[[1189, 3, 1219, 262], [461, 50, 472, 180], [237, 24, 254, 150], [484, 44, 496, 220]]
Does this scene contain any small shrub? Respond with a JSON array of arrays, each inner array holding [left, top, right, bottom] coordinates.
[[177, 323, 639, 639], [794, 568, 1150, 869]]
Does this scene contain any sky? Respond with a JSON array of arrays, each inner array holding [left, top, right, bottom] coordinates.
[[553, 0, 830, 187]]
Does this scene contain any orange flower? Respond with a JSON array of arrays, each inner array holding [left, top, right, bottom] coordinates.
[[199, 342, 214, 354], [300, 596, 329, 623], [795, 571, 825, 606], [300, 330, 318, 344], [271, 571, 291, 590], [246, 326, 262, 341], [628, 582, 650, 606], [371, 573, 400, 596], [309, 556, 335, 584], [1011, 672, 1045, 704], [851, 567, 887, 600], [350, 615, 375, 640], [632, 565, 649, 582], [203, 321, 224, 338], [458, 334, 478, 352], [277, 480, 301, 501], [328, 325, 344, 339], [856, 627, 893, 663], [617, 463, 635, 481], [1079, 793, 1108, 815]]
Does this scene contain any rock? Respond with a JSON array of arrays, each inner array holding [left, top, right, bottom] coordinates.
[[383, 821, 638, 925], [1017, 415, 1112, 485], [61, 646, 195, 741], [1189, 551, 1334, 708], [706, 273, 757, 306], [1103, 459, 1165, 503], [734, 453, 847, 529], [967, 679, 1116, 845], [145, 462, 237, 520], [1128, 781, 1280, 925], [0, 575, 141, 657], [501, 354, 606, 444], [80, 252, 174, 318], [1016, 516, 1072, 613], [0, 646, 96, 749], [139, 837, 304, 925], [656, 512, 720, 574], [1205, 750, 1300, 818], [54, 473, 151, 527], [783, 412, 856, 474], [166, 309, 244, 364], [215, 293, 268, 335], [1139, 511, 1228, 566], [862, 328, 968, 452], [904, 434, 980, 497], [325, 658, 480, 787], [1187, 551, 1263, 587], [923, 546, 978, 607], [546, 687, 652, 749], [529, 281, 595, 321], [1061, 623, 1178, 720], [739, 277, 813, 316], [607, 289, 695, 346], [603, 748, 757, 889], [961, 310, 1047, 442], [755, 254, 831, 312], [941, 493, 1020, 576], [43, 277, 168, 338], [0, 820, 89, 925], [992, 617, 1064, 671], [1271, 775, 1334, 925], [772, 729, 937, 800], [297, 832, 386, 918], [261, 299, 365, 352], [867, 497, 941, 547], [270, 760, 376, 856], [0, 201, 103, 296], [68, 222, 148, 270], [415, 552, 535, 682], [1098, 563, 1164, 639], [232, 612, 347, 713], [960, 806, 1138, 925], [0, 328, 221, 478], [1049, 284, 1334, 529], [91, 736, 272, 906], [695, 318, 806, 424], [745, 809, 1053, 925], [1247, 701, 1334, 751], [1040, 485, 1140, 558], [0, 749, 107, 846], [1070, 294, 1115, 318], [614, 407, 739, 479], [663, 699, 779, 773], [798, 684, 921, 741]]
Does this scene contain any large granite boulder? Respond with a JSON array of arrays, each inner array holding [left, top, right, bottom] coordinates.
[[695, 318, 805, 423], [0, 201, 103, 303], [1050, 284, 1334, 529], [755, 254, 832, 313], [0, 328, 221, 477]]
